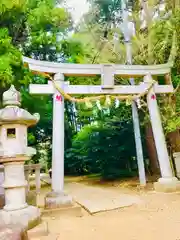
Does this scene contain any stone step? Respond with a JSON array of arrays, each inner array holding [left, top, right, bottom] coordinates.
[[42, 203, 83, 218], [27, 222, 49, 239], [29, 233, 60, 240]]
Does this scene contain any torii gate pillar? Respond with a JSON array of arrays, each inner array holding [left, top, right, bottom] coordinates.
[[145, 75, 180, 192], [45, 73, 73, 209]]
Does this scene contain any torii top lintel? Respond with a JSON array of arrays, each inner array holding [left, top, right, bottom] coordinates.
[[23, 56, 172, 78]]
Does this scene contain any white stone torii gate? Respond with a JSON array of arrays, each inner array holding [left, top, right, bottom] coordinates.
[[23, 56, 180, 207]]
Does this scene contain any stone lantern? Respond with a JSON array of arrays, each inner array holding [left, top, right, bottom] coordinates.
[[0, 85, 40, 229]]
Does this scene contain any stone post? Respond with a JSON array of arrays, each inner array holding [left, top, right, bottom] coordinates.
[[144, 75, 180, 192], [45, 73, 72, 209], [0, 166, 4, 209], [35, 166, 41, 194], [0, 166, 4, 195], [25, 169, 30, 194]]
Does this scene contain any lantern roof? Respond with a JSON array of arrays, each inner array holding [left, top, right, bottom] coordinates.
[[0, 85, 40, 126]]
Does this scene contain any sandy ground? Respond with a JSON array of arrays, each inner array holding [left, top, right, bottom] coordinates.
[[35, 177, 180, 240]]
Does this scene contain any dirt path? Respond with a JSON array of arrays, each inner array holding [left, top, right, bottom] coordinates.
[[40, 191, 180, 240], [65, 182, 141, 213], [36, 177, 180, 240]]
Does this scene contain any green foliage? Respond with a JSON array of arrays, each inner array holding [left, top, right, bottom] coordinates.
[[83, 0, 180, 135], [87, 0, 122, 24], [0, 0, 87, 169], [0, 0, 73, 88], [60, 39, 88, 63], [27, 2, 70, 31], [65, 103, 139, 180], [160, 73, 180, 134], [0, 28, 22, 86]]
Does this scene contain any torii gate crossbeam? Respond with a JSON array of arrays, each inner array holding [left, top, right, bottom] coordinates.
[[23, 56, 172, 77]]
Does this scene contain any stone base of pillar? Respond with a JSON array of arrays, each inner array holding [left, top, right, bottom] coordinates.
[[0, 205, 41, 230], [45, 191, 73, 209], [154, 177, 180, 192], [44, 191, 82, 217]]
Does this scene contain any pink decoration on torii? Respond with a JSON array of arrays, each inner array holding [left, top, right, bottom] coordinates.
[[151, 94, 156, 100], [56, 95, 63, 102]]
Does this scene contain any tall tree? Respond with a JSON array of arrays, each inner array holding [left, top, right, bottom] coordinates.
[[75, 0, 180, 175], [0, 0, 88, 168]]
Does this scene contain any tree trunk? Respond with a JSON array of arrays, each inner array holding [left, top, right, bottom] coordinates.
[[167, 130, 180, 152], [145, 122, 160, 174]]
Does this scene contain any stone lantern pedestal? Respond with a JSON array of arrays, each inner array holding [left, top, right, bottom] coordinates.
[[0, 85, 40, 229], [0, 156, 40, 229]]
